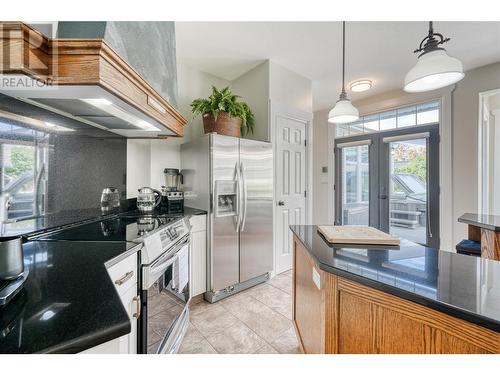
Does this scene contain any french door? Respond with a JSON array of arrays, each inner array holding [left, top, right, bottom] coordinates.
[[334, 125, 440, 248]]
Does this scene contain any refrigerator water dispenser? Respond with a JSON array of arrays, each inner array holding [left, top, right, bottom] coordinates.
[[214, 180, 237, 217]]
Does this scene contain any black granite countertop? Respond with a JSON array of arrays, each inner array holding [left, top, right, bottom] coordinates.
[[290, 225, 500, 332], [0, 241, 140, 353], [0, 206, 207, 353], [458, 213, 500, 231], [1, 203, 206, 240], [1, 199, 138, 239]]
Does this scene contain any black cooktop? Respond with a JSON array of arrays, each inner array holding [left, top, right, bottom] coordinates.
[[33, 211, 184, 243]]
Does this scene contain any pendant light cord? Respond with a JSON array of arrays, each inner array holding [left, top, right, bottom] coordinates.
[[337, 21, 348, 100], [341, 21, 346, 97]]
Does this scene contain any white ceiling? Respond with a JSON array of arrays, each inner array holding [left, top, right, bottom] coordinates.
[[175, 21, 500, 111]]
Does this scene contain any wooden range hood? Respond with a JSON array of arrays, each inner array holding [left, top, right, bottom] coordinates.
[[0, 22, 187, 137]]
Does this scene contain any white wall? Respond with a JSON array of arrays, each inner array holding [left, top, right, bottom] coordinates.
[[150, 138, 182, 190], [177, 64, 231, 143], [269, 61, 313, 114], [452, 62, 500, 243], [127, 139, 151, 198], [126, 64, 231, 197], [231, 61, 270, 142], [312, 108, 330, 224]]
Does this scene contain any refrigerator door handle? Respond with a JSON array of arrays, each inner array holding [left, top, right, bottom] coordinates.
[[232, 162, 241, 232], [240, 161, 248, 232]]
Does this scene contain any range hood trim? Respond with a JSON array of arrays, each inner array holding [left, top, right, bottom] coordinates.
[[0, 22, 187, 138]]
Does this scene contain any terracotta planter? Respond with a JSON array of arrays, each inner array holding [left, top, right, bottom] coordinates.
[[202, 112, 241, 137]]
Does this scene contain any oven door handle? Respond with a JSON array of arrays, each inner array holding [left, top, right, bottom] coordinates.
[[146, 237, 189, 280], [149, 253, 178, 279]]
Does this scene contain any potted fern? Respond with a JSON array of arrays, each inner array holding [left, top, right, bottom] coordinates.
[[190, 86, 255, 137]]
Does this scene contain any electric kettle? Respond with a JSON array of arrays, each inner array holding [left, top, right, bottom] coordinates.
[[137, 187, 161, 213]]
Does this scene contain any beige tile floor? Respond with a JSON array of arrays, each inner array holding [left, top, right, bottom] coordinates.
[[179, 270, 301, 354]]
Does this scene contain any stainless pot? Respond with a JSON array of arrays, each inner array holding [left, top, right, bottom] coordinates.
[[0, 236, 24, 280]]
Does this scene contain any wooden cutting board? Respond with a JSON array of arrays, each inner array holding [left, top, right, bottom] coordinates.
[[317, 225, 400, 246]]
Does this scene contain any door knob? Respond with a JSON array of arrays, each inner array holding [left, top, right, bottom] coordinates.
[[278, 201, 285, 206]]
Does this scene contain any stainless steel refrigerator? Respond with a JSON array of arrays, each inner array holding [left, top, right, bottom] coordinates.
[[181, 133, 273, 302]]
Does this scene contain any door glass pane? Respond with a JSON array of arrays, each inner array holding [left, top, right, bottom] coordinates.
[[389, 138, 427, 244], [341, 145, 369, 225]]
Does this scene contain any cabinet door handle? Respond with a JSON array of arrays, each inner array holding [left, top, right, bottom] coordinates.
[[114, 271, 133, 286], [133, 296, 141, 319]]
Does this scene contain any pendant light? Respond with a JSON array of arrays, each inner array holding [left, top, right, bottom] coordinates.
[[404, 21, 464, 93], [328, 21, 359, 124]]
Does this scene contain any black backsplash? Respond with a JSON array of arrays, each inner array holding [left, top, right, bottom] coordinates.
[[0, 93, 127, 236]]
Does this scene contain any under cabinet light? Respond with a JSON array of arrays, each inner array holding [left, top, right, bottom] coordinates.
[[82, 98, 160, 131]]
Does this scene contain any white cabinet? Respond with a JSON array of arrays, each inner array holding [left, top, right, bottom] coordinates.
[[80, 251, 139, 354], [189, 214, 207, 298], [121, 284, 140, 354], [80, 336, 125, 354]]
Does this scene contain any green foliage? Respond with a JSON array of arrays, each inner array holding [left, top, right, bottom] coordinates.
[[5, 147, 34, 178], [190, 86, 255, 135], [394, 154, 427, 181]]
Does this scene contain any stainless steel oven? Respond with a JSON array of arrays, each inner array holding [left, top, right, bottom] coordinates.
[[139, 226, 190, 354]]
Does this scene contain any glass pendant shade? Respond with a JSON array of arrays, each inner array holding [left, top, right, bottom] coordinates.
[[328, 98, 359, 124], [404, 49, 464, 92]]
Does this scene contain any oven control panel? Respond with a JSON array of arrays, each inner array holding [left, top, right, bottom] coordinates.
[[138, 218, 190, 264]]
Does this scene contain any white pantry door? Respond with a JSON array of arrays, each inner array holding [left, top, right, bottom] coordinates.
[[275, 113, 307, 274]]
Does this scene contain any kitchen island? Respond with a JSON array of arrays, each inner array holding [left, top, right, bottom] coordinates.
[[290, 225, 500, 354]]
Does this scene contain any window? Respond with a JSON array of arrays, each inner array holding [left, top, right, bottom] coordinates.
[[335, 100, 440, 138], [379, 110, 397, 131], [417, 101, 439, 125], [0, 121, 49, 223], [397, 106, 416, 127], [363, 114, 379, 132]]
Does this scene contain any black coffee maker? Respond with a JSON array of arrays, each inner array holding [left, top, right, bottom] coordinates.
[[161, 168, 184, 214]]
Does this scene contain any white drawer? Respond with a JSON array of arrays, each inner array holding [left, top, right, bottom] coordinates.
[[107, 252, 138, 296], [189, 214, 207, 233]]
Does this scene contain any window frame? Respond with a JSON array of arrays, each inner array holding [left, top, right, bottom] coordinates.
[[335, 100, 440, 139]]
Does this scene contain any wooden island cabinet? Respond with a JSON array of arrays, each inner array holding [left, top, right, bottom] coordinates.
[[292, 235, 500, 354]]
